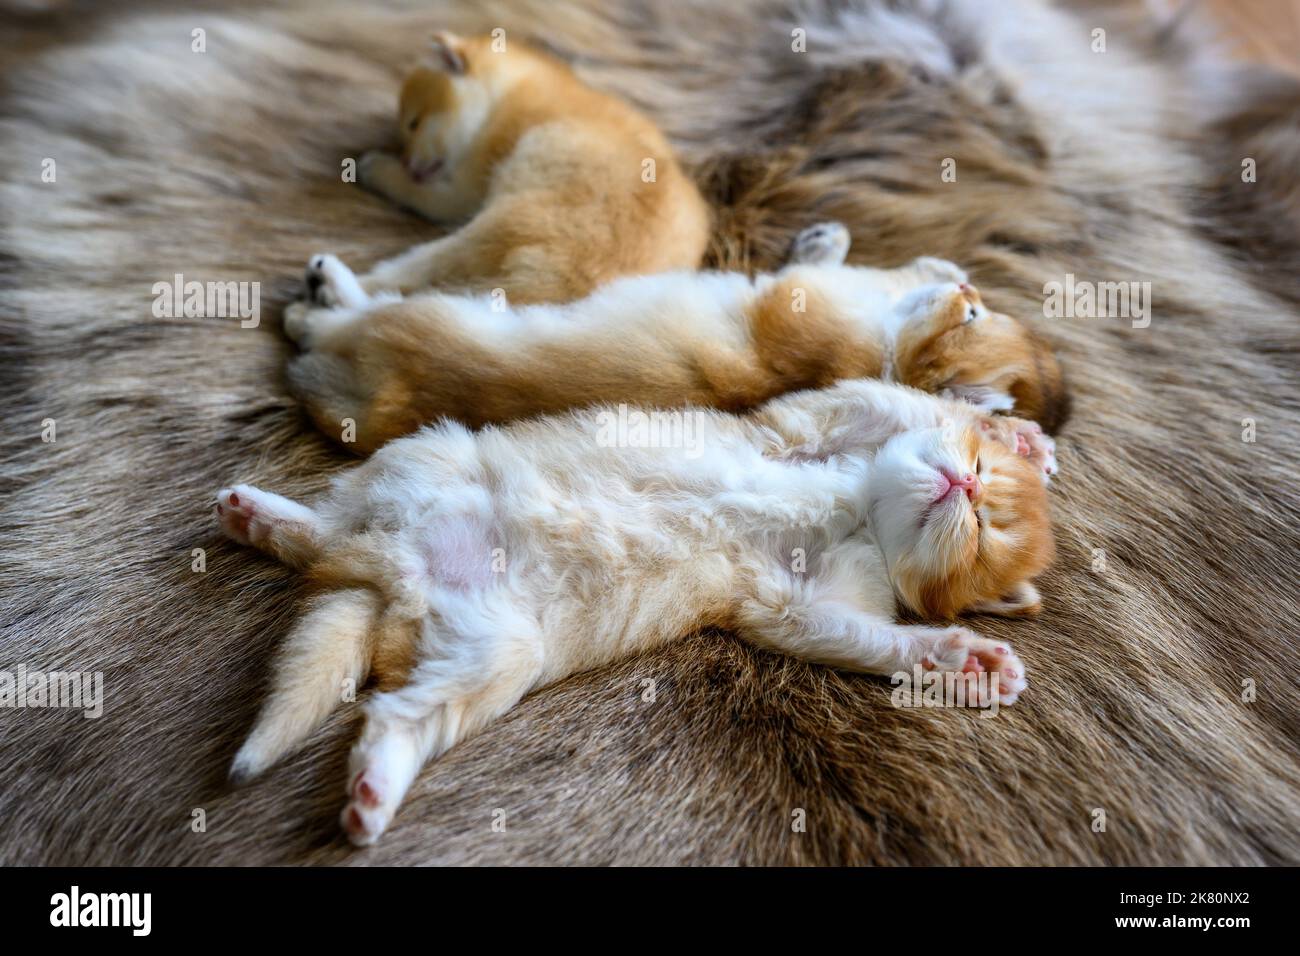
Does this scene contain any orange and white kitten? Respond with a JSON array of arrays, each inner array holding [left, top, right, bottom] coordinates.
[[216, 378, 1057, 845], [284, 222, 1065, 454], [314, 31, 709, 305]]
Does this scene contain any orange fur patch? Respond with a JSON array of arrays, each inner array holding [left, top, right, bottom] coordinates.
[[395, 35, 711, 301], [894, 286, 1067, 431]]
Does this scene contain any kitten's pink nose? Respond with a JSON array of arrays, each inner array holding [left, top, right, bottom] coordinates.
[[952, 472, 982, 499]]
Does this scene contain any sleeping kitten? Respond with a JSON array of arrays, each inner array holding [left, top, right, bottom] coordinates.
[[284, 222, 1065, 454], [216, 378, 1057, 845], [319, 31, 709, 304]]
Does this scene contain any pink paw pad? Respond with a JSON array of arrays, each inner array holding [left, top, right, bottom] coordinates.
[[350, 769, 384, 809], [344, 806, 364, 835], [215, 488, 257, 542], [925, 631, 1029, 707]]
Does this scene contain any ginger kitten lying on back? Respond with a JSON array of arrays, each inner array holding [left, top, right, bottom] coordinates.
[[312, 31, 710, 305], [286, 222, 1066, 454], [216, 378, 1057, 844]]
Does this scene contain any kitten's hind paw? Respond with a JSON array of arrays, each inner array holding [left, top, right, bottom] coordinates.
[[787, 221, 851, 267], [215, 486, 259, 546], [305, 253, 368, 309], [215, 484, 317, 552], [341, 767, 396, 847]]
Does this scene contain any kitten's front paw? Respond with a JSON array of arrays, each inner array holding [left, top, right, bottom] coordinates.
[[909, 256, 968, 284], [922, 627, 1027, 706], [358, 149, 403, 192], [943, 383, 1015, 414], [357, 149, 381, 184], [788, 221, 851, 266], [980, 416, 1058, 482]]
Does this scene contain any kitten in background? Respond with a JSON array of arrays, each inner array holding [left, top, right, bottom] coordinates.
[[286, 222, 1066, 454], [312, 31, 710, 305]]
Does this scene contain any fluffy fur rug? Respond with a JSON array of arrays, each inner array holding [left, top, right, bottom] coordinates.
[[2, 0, 1298, 865]]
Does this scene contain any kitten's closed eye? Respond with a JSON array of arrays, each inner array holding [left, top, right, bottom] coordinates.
[[872, 426, 1053, 620]]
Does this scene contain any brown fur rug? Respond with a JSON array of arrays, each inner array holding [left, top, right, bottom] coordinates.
[[2, 0, 1299, 865]]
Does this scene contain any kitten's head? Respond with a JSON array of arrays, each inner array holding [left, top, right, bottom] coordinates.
[[892, 283, 1068, 433], [397, 32, 542, 180], [869, 423, 1054, 619]]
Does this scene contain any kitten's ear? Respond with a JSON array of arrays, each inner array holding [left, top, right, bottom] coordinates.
[[423, 31, 468, 74], [942, 383, 1015, 413], [971, 581, 1041, 617]]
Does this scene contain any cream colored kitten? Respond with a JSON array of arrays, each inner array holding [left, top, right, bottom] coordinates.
[[217, 379, 1057, 845], [284, 223, 1065, 454]]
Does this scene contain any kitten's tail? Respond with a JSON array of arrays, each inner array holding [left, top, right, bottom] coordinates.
[[230, 587, 380, 783]]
